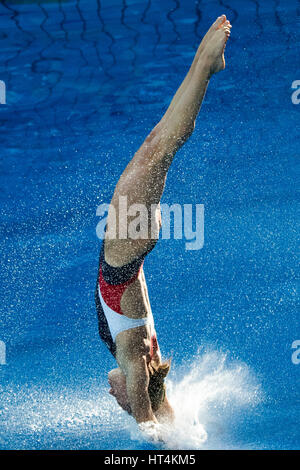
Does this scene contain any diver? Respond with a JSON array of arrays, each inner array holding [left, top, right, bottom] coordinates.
[[95, 15, 232, 431]]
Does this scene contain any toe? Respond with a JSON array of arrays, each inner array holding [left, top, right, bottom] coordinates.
[[223, 20, 232, 29], [223, 25, 231, 35], [215, 14, 226, 29]]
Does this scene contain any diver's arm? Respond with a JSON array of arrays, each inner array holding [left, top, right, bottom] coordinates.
[[125, 357, 157, 424], [154, 396, 175, 424], [116, 328, 157, 424]]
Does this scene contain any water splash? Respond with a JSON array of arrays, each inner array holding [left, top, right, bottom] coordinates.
[[0, 382, 126, 449], [0, 351, 261, 449], [130, 350, 262, 449]]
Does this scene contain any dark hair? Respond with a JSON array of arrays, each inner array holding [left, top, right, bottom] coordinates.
[[147, 360, 171, 412]]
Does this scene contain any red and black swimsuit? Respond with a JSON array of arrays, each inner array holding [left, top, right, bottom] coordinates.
[[95, 241, 159, 359]]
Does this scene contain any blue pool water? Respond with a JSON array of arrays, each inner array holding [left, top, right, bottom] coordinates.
[[0, 0, 299, 450]]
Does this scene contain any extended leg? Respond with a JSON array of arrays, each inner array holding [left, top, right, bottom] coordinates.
[[105, 19, 231, 266], [162, 15, 230, 123]]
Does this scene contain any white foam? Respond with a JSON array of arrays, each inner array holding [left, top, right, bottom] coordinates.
[[0, 350, 262, 449], [0, 382, 125, 441], [129, 350, 262, 449]]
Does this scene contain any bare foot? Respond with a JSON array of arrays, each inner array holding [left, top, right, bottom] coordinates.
[[202, 20, 232, 75], [198, 15, 228, 55]]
